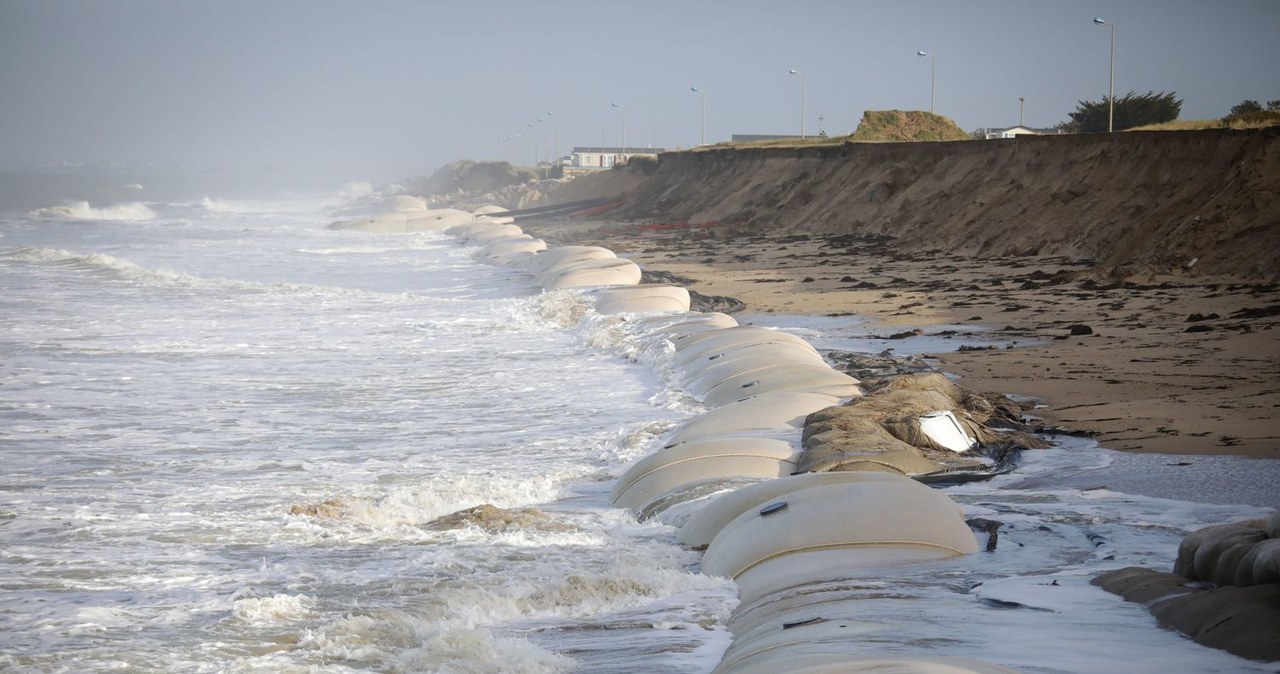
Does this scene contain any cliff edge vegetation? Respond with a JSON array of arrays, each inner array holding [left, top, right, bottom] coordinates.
[[848, 110, 971, 142]]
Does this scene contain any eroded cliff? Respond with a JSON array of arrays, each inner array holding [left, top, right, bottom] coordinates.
[[600, 128, 1280, 279]]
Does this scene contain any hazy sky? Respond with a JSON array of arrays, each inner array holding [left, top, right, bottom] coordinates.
[[2, 0, 1278, 181]]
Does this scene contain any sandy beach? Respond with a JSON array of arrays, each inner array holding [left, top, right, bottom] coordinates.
[[524, 219, 1280, 459]]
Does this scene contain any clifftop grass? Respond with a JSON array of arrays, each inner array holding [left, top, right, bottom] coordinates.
[[690, 110, 971, 152], [1131, 110, 1280, 132], [848, 110, 971, 142]]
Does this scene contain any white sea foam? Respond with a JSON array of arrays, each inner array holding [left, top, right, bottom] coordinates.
[[1, 245, 425, 302], [232, 594, 316, 624], [299, 245, 410, 255], [32, 200, 156, 221], [322, 472, 580, 532], [199, 196, 240, 213], [393, 628, 575, 674], [339, 181, 374, 199]]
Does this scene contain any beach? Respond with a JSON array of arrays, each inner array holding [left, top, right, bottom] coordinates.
[[6, 173, 1277, 671], [523, 218, 1280, 460], [403, 132, 1280, 668]]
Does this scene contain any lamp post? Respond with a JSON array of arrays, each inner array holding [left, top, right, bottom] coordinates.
[[527, 122, 536, 170], [535, 117, 550, 179], [1093, 17, 1115, 132], [788, 69, 805, 138], [610, 102, 626, 166], [547, 111, 559, 175], [916, 51, 935, 114], [1019, 97, 1025, 126], [690, 86, 705, 146]]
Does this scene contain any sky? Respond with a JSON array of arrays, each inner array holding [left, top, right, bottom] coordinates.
[[2, 0, 1278, 183]]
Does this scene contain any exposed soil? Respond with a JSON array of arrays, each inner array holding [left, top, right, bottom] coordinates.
[[523, 221, 1280, 458]]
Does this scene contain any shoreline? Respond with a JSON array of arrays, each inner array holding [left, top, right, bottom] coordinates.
[[329, 200, 1279, 670], [523, 219, 1280, 460]]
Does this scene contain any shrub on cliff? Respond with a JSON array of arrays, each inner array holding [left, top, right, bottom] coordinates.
[[1227, 99, 1279, 114], [849, 110, 970, 142], [615, 154, 658, 175], [1229, 100, 1265, 116], [1223, 99, 1280, 125], [405, 160, 536, 199], [1064, 90, 1182, 132]]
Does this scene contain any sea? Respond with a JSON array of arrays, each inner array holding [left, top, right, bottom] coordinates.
[[1, 168, 1277, 674]]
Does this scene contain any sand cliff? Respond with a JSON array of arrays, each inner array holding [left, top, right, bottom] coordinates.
[[593, 128, 1280, 280]]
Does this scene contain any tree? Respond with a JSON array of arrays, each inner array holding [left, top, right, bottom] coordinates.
[[1063, 91, 1182, 132], [1229, 100, 1263, 117], [1223, 99, 1280, 123]]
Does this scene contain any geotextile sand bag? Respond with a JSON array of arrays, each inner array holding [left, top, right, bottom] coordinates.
[[798, 372, 1043, 476], [1176, 518, 1280, 587]]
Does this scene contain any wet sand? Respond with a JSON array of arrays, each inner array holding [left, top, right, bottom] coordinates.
[[524, 220, 1280, 459]]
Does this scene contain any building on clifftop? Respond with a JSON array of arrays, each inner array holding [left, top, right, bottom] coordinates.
[[567, 146, 665, 175], [981, 126, 1065, 139]]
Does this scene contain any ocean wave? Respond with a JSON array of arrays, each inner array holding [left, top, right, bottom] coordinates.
[[31, 200, 157, 221], [3, 246, 184, 283], [339, 181, 374, 199], [197, 195, 316, 215], [198, 181, 373, 216], [0, 245, 417, 302], [199, 196, 241, 213]]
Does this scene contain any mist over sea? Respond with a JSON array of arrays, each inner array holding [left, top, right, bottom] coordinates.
[[1, 170, 1276, 673]]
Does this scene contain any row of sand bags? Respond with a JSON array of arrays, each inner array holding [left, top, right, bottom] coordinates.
[[327, 196, 492, 233], [1092, 512, 1280, 662], [347, 199, 1014, 674], [606, 307, 1009, 673]]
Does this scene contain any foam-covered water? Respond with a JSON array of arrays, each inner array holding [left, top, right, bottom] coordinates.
[[1, 174, 1276, 673]]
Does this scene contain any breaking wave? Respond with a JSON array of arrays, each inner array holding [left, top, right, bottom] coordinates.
[[199, 196, 241, 213], [31, 200, 157, 221], [339, 181, 374, 199], [0, 245, 427, 302]]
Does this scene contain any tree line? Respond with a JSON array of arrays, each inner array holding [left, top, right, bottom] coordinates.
[[1057, 92, 1277, 132]]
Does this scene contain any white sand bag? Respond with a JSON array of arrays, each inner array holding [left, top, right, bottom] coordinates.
[[701, 477, 978, 597], [592, 285, 692, 315], [677, 471, 913, 548], [673, 332, 819, 371], [680, 341, 828, 387], [663, 391, 845, 447], [391, 195, 428, 212], [610, 437, 800, 510], [465, 224, 525, 242], [540, 258, 642, 290], [516, 246, 616, 273], [701, 364, 861, 408], [330, 212, 407, 232], [715, 653, 1021, 674]]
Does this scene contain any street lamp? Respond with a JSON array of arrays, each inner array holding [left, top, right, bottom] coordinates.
[[690, 86, 706, 146], [547, 111, 559, 174], [1093, 17, 1115, 132], [611, 102, 626, 165], [1019, 97, 1025, 126], [916, 51, 935, 114], [527, 122, 537, 169], [788, 69, 805, 138]]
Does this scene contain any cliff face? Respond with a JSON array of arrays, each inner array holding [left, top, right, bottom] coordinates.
[[610, 128, 1280, 279]]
